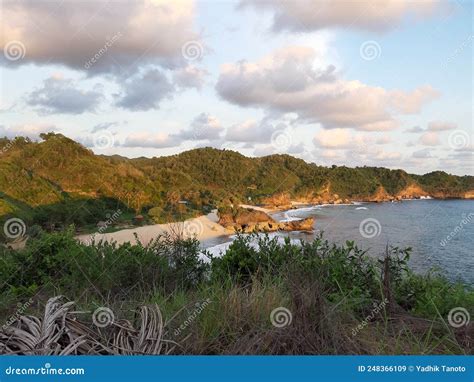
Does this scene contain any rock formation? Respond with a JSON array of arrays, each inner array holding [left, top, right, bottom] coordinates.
[[218, 207, 314, 233]]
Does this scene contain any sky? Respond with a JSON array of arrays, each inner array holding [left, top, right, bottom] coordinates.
[[0, 0, 472, 175]]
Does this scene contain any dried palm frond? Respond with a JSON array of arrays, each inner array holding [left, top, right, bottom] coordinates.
[[0, 296, 94, 355], [0, 297, 174, 355], [102, 305, 176, 355]]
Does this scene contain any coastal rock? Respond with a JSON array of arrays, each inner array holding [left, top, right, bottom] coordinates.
[[464, 190, 474, 199], [396, 184, 429, 199], [262, 193, 291, 209], [279, 218, 314, 232], [368, 186, 393, 203], [218, 207, 314, 233]]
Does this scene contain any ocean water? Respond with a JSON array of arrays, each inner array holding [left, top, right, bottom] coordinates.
[[205, 200, 474, 285]]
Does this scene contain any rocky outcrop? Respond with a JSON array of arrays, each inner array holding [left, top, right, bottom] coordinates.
[[279, 218, 314, 231], [464, 190, 474, 199], [366, 186, 394, 203], [396, 184, 430, 200], [218, 207, 314, 233], [262, 193, 291, 209]]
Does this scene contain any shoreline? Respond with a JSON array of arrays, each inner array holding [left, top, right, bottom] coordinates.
[[75, 198, 456, 248], [76, 210, 229, 247]]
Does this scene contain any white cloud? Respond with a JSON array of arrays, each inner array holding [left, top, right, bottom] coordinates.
[[427, 121, 457, 131], [0, 0, 201, 74], [114, 68, 174, 111], [173, 66, 208, 89], [313, 128, 351, 149], [412, 148, 434, 158], [375, 135, 392, 145], [389, 86, 439, 114], [419, 131, 440, 146], [405, 126, 424, 133], [217, 46, 438, 131], [226, 120, 282, 143], [241, 0, 444, 33], [26, 77, 103, 115], [122, 132, 179, 148], [176, 113, 224, 141], [0, 123, 57, 139]]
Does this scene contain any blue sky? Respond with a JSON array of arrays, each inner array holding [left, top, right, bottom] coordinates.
[[0, 0, 472, 175]]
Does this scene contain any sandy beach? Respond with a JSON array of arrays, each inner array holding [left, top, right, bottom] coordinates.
[[76, 210, 228, 246], [76, 203, 309, 247]]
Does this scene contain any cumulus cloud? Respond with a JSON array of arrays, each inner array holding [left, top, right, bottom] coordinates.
[[173, 66, 208, 89], [313, 128, 352, 149], [405, 126, 424, 133], [241, 0, 444, 33], [375, 135, 392, 145], [122, 132, 179, 148], [253, 141, 305, 157], [175, 113, 224, 141], [427, 121, 457, 131], [217, 46, 438, 131], [0, 123, 57, 139], [91, 122, 121, 133], [225, 120, 285, 143], [115, 68, 174, 111], [389, 86, 439, 114], [412, 148, 434, 158], [0, 0, 201, 74], [419, 131, 440, 146], [26, 76, 103, 114]]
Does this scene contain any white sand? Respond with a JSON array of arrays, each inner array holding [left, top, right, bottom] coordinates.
[[238, 204, 274, 213], [76, 210, 228, 246]]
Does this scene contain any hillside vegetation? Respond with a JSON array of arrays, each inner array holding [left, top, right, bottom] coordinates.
[[1, 133, 473, 237]]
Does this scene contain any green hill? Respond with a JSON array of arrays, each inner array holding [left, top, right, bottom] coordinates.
[[1, 133, 472, 237]]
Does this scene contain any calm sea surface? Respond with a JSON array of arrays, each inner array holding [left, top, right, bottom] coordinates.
[[206, 200, 474, 285]]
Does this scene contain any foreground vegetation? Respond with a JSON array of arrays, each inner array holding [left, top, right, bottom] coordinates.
[[1, 133, 472, 237], [1, 230, 472, 355]]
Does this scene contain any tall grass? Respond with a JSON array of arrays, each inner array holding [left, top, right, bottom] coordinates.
[[0, 230, 472, 354]]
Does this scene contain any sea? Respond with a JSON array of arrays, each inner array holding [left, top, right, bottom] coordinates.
[[204, 199, 474, 285]]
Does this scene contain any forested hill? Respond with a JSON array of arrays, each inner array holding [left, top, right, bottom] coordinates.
[[1, 133, 473, 232]]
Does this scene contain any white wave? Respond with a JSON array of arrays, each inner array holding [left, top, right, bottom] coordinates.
[[355, 207, 368, 210], [201, 232, 302, 260]]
